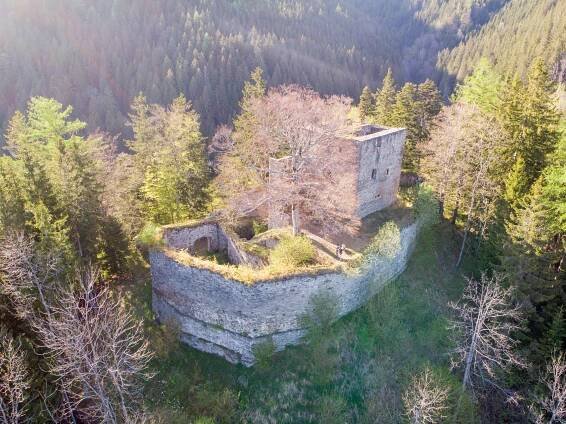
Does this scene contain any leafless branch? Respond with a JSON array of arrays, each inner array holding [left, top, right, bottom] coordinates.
[[0, 231, 62, 320], [37, 267, 153, 423], [0, 332, 30, 424], [450, 272, 524, 396], [403, 367, 449, 424], [532, 350, 566, 424]]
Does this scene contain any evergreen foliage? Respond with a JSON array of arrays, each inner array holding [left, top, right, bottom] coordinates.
[[438, 0, 566, 90], [128, 94, 210, 226], [455, 58, 503, 114], [0, 97, 122, 269], [373, 68, 397, 126], [358, 86, 374, 121]]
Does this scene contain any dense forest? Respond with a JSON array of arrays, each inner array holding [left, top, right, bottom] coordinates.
[[438, 0, 566, 86], [1, 0, 564, 141], [0, 0, 565, 423]]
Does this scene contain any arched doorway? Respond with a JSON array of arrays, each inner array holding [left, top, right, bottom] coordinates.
[[192, 237, 211, 256]]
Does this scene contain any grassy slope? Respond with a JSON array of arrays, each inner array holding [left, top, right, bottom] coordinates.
[[132, 223, 480, 423]]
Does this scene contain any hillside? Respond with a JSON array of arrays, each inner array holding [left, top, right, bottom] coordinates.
[[0, 0, 508, 139], [0, 0, 562, 139], [438, 0, 566, 89]]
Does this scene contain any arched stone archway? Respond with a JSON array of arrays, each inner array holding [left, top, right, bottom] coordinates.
[[192, 237, 211, 256]]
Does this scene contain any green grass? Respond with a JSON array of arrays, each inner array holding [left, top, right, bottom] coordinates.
[[131, 223, 479, 423]]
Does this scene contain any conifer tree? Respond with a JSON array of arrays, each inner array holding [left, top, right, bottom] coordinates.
[[231, 68, 269, 182], [520, 58, 560, 182], [0, 157, 26, 233], [417, 79, 443, 124], [374, 68, 396, 126], [455, 58, 502, 114], [392, 83, 423, 172], [499, 59, 560, 207], [504, 156, 530, 210], [358, 86, 374, 122], [134, 94, 209, 225], [502, 175, 565, 338]]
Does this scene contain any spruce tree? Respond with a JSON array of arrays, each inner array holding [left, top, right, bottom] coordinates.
[[520, 58, 560, 183], [502, 176, 565, 338], [231, 68, 269, 182], [391, 83, 423, 172], [358, 86, 374, 122], [137, 94, 209, 225], [374, 68, 396, 126], [504, 156, 530, 210], [455, 58, 502, 114], [417, 79, 443, 121], [499, 59, 560, 207]]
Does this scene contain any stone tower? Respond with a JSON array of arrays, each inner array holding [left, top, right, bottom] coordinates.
[[352, 125, 406, 218]]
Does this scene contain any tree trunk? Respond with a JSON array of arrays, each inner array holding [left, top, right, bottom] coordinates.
[[456, 168, 482, 268], [291, 204, 300, 236], [451, 202, 458, 225], [462, 337, 475, 390], [456, 225, 469, 268]]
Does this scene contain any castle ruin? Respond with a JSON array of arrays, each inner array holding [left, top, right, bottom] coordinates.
[[149, 124, 413, 365]]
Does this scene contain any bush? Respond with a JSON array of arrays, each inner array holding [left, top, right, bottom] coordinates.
[[364, 221, 401, 260], [252, 338, 276, 369], [252, 220, 268, 236], [269, 235, 315, 269], [135, 222, 163, 248], [414, 184, 439, 228]]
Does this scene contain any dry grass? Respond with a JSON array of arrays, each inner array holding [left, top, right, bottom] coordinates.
[[155, 206, 415, 285], [163, 248, 341, 285]]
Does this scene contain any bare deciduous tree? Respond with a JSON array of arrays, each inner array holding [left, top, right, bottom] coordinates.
[[253, 86, 353, 235], [216, 85, 355, 235], [0, 333, 30, 424], [421, 103, 508, 267], [532, 350, 566, 424], [403, 368, 449, 424], [0, 231, 62, 320], [450, 273, 524, 396], [38, 267, 153, 423]]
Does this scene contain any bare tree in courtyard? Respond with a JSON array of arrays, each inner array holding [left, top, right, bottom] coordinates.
[[217, 85, 354, 235], [532, 350, 566, 424], [450, 273, 524, 396], [403, 367, 449, 424], [0, 333, 30, 424]]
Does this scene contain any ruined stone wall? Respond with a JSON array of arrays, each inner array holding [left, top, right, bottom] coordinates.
[[356, 128, 406, 218], [163, 223, 263, 266], [151, 221, 419, 366], [164, 223, 227, 252]]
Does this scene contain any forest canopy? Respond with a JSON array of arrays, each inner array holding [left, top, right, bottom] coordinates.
[[1, 0, 563, 143]]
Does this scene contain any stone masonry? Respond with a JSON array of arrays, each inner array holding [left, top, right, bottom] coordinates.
[[150, 220, 419, 366]]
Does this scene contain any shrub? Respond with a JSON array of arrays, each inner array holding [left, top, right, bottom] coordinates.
[[414, 184, 439, 228], [364, 221, 401, 260], [300, 291, 340, 350], [269, 235, 315, 269], [151, 318, 180, 358], [253, 338, 276, 369], [252, 219, 268, 236], [135, 222, 163, 248]]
